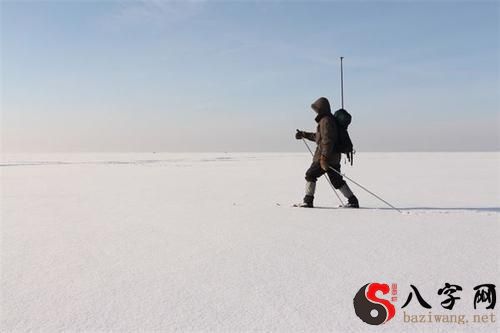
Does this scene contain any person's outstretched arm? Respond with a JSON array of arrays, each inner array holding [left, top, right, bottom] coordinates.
[[295, 130, 316, 141]]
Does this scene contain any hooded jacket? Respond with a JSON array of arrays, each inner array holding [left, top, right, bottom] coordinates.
[[303, 97, 341, 163]]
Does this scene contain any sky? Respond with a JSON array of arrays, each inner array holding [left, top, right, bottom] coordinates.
[[1, 0, 499, 152]]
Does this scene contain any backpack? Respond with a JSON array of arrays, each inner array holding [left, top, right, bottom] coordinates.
[[333, 108, 355, 165]]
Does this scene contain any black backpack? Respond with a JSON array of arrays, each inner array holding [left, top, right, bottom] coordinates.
[[333, 108, 355, 165]]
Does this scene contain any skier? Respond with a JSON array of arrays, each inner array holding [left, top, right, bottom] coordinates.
[[295, 97, 359, 208]]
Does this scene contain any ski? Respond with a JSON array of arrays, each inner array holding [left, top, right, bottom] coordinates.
[[276, 203, 361, 209], [290, 204, 348, 209]]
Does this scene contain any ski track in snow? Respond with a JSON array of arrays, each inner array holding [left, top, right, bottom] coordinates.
[[1, 152, 499, 332]]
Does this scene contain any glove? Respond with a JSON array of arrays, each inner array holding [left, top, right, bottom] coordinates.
[[295, 130, 305, 140], [320, 155, 329, 171]]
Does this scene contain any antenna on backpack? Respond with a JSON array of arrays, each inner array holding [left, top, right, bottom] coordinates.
[[340, 56, 344, 109]]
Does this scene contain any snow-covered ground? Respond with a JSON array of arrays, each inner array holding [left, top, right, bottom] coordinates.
[[1, 152, 499, 332]]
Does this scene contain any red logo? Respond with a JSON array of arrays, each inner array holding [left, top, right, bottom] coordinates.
[[353, 283, 396, 325]]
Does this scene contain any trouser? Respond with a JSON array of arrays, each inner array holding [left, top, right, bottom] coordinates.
[[303, 161, 354, 203], [305, 162, 346, 189]]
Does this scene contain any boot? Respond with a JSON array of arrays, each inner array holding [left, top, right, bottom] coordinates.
[[345, 195, 359, 208], [299, 195, 314, 208], [339, 183, 359, 208], [298, 182, 316, 208]]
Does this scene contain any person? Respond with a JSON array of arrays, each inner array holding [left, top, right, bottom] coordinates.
[[295, 97, 359, 208]]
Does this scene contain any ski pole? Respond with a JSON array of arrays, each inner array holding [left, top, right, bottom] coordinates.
[[300, 135, 344, 206], [326, 165, 402, 213], [340, 56, 344, 109]]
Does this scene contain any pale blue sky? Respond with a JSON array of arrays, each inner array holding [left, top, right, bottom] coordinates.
[[1, 1, 499, 152]]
